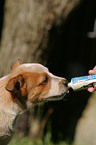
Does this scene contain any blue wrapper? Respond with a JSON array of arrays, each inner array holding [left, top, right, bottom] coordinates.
[[72, 75, 96, 84]]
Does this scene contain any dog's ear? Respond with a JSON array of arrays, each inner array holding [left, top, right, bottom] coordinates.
[[5, 74, 27, 99], [11, 59, 22, 70], [6, 74, 27, 109]]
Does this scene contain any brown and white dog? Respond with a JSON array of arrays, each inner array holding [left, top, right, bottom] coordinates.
[[0, 60, 68, 145]]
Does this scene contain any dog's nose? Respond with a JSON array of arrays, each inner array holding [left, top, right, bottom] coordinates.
[[62, 79, 68, 87]]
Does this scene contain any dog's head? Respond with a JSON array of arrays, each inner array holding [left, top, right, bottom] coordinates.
[[5, 60, 68, 109]]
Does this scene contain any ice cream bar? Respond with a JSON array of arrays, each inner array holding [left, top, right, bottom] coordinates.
[[68, 75, 96, 91]]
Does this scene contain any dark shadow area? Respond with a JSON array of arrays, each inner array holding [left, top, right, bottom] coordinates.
[[0, 0, 5, 41], [45, 0, 96, 143]]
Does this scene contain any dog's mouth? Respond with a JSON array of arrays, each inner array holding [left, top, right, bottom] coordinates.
[[42, 88, 69, 102]]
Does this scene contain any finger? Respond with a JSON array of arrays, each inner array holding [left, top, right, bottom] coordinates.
[[93, 66, 96, 70], [93, 83, 96, 90], [89, 66, 96, 74], [87, 87, 94, 92], [88, 70, 95, 74]]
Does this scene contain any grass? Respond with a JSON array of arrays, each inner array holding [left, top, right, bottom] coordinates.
[[9, 132, 72, 145], [9, 136, 86, 145], [9, 137, 71, 145], [9, 137, 86, 145], [9, 137, 43, 145], [9, 135, 86, 145], [8, 126, 86, 145]]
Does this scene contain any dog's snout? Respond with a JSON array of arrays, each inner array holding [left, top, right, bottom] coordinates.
[[62, 79, 68, 87]]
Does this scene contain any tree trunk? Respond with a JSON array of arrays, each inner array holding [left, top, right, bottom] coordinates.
[[0, 0, 80, 139], [74, 92, 96, 145], [0, 0, 80, 76]]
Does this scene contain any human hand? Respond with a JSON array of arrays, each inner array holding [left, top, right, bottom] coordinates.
[[87, 66, 96, 92]]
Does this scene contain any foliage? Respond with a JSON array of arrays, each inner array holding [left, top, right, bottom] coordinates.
[[8, 133, 84, 145], [9, 137, 71, 145], [9, 132, 71, 145]]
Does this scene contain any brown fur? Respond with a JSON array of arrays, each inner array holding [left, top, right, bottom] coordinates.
[[0, 60, 68, 145]]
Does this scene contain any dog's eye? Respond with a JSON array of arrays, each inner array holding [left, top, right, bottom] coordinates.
[[42, 76, 49, 84]]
